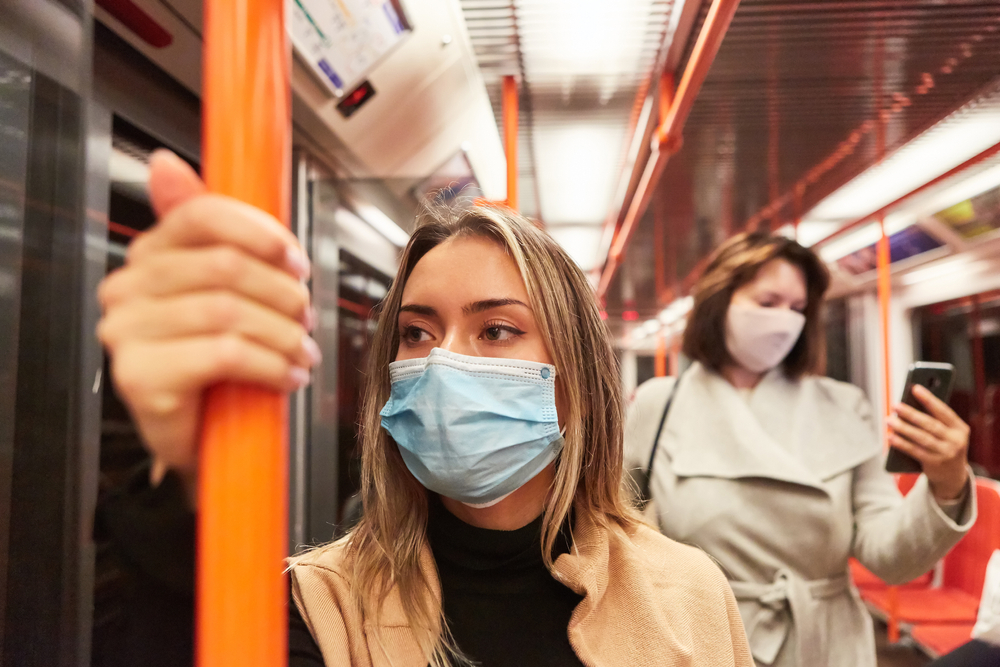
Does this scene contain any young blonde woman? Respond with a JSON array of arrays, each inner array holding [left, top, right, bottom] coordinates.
[[625, 232, 976, 667], [96, 151, 753, 667]]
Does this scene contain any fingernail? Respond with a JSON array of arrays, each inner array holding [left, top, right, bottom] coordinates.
[[289, 366, 311, 389], [301, 335, 322, 365], [303, 305, 318, 332], [286, 247, 311, 280], [149, 148, 184, 168]]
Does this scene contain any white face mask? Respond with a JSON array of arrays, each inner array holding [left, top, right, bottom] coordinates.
[[725, 303, 806, 373]]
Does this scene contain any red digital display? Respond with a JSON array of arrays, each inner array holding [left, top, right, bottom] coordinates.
[[337, 80, 376, 118]]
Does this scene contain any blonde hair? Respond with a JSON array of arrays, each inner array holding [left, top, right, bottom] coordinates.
[[343, 204, 636, 665]]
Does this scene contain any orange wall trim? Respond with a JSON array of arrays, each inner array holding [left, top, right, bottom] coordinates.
[[198, 0, 291, 666]]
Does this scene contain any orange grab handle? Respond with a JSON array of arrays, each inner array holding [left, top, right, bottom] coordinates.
[[198, 0, 291, 666]]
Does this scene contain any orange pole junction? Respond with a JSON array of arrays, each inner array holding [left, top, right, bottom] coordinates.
[[503, 75, 519, 211], [597, 0, 741, 299], [199, 0, 291, 665]]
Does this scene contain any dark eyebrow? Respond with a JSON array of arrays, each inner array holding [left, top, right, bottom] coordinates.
[[462, 298, 530, 315], [398, 299, 530, 319], [399, 304, 438, 317]]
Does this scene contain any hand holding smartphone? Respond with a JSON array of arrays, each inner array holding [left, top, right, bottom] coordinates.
[[885, 362, 956, 473]]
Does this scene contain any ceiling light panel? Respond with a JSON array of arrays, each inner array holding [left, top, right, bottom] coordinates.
[[533, 121, 625, 225], [546, 224, 605, 271], [803, 97, 1000, 227], [516, 0, 666, 95], [460, 0, 675, 249]]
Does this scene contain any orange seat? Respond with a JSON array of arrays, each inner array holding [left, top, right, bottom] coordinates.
[[850, 559, 932, 589], [863, 478, 1000, 626], [896, 473, 920, 496], [909, 623, 976, 658], [862, 587, 980, 623]]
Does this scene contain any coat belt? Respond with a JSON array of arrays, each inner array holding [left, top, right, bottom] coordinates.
[[729, 570, 850, 665]]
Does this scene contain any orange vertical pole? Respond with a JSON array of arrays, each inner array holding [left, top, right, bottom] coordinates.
[[502, 75, 519, 211], [199, 0, 290, 666], [655, 334, 668, 377], [872, 31, 901, 644], [877, 217, 892, 434]]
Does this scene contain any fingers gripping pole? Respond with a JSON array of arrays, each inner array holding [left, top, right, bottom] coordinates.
[[199, 1, 291, 666]]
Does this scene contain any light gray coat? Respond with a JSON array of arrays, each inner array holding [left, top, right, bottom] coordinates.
[[624, 362, 976, 667]]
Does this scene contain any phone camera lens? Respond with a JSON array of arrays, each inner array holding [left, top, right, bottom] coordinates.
[[927, 377, 941, 390]]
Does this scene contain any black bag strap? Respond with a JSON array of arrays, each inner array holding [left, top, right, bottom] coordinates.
[[645, 368, 686, 480]]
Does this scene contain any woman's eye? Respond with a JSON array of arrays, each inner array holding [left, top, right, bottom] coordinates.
[[482, 324, 525, 342], [401, 326, 430, 344]]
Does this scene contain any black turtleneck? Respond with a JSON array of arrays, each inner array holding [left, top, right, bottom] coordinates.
[[425, 495, 584, 667], [96, 468, 584, 667]]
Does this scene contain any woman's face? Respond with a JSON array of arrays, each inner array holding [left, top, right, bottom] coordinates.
[[396, 235, 554, 366], [730, 258, 807, 313]]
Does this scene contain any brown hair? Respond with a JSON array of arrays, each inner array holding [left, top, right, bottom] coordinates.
[[339, 203, 636, 665], [682, 231, 831, 378]]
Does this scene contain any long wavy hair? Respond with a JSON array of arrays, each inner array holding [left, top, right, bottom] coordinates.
[[344, 203, 634, 665]]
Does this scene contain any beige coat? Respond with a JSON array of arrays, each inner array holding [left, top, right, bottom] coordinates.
[[625, 363, 976, 667], [290, 507, 754, 667]]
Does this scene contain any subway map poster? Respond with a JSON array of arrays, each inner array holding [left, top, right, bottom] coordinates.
[[290, 0, 410, 97]]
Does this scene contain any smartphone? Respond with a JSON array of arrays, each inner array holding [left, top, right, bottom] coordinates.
[[885, 362, 956, 473]]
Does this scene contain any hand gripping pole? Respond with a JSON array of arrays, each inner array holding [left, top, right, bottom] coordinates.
[[199, 0, 291, 665]]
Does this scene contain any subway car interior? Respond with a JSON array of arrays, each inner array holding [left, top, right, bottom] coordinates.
[[4, 0, 1000, 665]]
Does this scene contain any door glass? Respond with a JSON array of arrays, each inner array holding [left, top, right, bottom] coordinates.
[[916, 290, 1000, 478]]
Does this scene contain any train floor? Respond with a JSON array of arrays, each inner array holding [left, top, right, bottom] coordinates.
[[875, 619, 931, 667]]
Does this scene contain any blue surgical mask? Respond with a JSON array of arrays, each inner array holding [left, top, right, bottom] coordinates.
[[379, 347, 563, 507]]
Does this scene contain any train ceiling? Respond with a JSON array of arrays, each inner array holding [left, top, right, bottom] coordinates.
[[459, 0, 683, 272], [599, 0, 1000, 326], [93, 0, 1000, 301], [95, 0, 509, 207]]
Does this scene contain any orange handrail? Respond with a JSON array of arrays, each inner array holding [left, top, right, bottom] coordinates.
[[198, 0, 291, 665], [597, 0, 742, 299], [503, 75, 519, 211], [811, 140, 1000, 250]]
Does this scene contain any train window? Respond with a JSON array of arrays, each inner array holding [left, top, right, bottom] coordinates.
[[824, 298, 851, 382], [334, 251, 392, 528], [636, 354, 656, 387], [916, 289, 1000, 478], [1, 1, 102, 659]]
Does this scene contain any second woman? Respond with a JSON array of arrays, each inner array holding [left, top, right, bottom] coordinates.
[[625, 232, 976, 667]]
